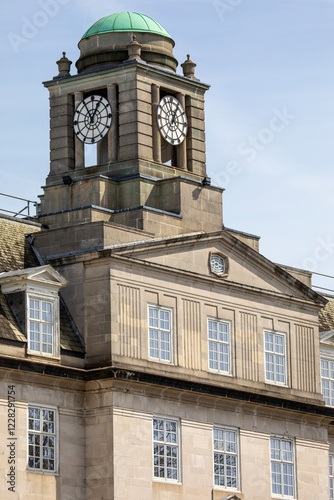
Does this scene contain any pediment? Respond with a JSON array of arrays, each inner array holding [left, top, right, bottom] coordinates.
[[112, 230, 324, 305], [320, 330, 334, 344], [0, 265, 68, 293], [27, 265, 67, 285]]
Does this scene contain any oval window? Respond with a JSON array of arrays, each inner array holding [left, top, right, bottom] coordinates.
[[210, 254, 226, 275]]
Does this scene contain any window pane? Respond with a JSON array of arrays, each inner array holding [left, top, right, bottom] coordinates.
[[272, 462, 282, 495], [330, 362, 334, 379], [270, 438, 280, 460], [265, 333, 273, 351], [149, 308, 159, 328], [321, 359, 329, 377]]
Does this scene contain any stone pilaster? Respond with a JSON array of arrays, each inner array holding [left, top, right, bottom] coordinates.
[[49, 93, 75, 176]]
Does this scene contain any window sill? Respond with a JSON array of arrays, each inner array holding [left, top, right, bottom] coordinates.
[[271, 495, 295, 500], [153, 478, 182, 486], [26, 352, 61, 362], [149, 358, 174, 365], [26, 468, 59, 476], [213, 487, 240, 493], [265, 380, 288, 388], [209, 369, 233, 377]]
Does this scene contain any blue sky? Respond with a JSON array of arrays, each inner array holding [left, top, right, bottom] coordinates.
[[1, 0, 334, 291]]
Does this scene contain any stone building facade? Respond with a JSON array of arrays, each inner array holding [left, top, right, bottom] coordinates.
[[1, 11, 334, 500]]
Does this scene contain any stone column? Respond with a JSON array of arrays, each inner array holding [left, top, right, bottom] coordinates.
[[108, 84, 118, 162], [152, 84, 161, 163], [186, 94, 206, 175], [74, 91, 84, 168], [176, 92, 187, 170]]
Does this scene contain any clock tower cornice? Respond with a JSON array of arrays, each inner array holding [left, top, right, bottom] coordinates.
[[43, 60, 210, 93]]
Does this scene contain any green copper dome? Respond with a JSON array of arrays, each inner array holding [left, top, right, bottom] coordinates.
[[77, 12, 177, 73], [81, 12, 172, 40]]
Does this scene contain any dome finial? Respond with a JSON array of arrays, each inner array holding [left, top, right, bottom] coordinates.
[[126, 34, 143, 62], [55, 51, 72, 79], [181, 54, 198, 80]]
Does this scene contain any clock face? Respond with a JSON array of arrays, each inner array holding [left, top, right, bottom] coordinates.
[[73, 95, 112, 144], [157, 95, 188, 145]]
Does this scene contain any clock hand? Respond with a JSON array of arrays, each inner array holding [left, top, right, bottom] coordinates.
[[83, 101, 92, 119], [171, 103, 180, 125], [90, 100, 102, 124]]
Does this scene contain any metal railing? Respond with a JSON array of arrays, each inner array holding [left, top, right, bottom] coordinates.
[[0, 192, 38, 219]]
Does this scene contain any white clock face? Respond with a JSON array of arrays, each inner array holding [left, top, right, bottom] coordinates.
[[157, 95, 188, 145], [73, 94, 112, 144]]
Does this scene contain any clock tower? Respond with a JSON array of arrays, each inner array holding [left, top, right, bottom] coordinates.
[[38, 12, 223, 241]]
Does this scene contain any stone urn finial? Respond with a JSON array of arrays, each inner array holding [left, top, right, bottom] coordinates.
[[55, 52, 72, 78], [126, 34, 143, 61], [181, 54, 198, 80]]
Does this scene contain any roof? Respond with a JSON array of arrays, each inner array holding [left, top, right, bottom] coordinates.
[[0, 217, 40, 272], [81, 12, 172, 40], [0, 293, 26, 343], [47, 229, 327, 307], [0, 216, 84, 354]]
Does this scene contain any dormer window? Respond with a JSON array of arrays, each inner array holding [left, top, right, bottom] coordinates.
[[0, 265, 68, 360]]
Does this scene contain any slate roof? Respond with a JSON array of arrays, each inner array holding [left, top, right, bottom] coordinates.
[[0, 217, 40, 272], [0, 292, 26, 342], [0, 216, 84, 354]]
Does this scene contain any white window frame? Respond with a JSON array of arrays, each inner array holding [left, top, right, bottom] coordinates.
[[148, 305, 174, 364], [26, 292, 60, 358], [328, 453, 334, 500], [330, 453, 334, 500], [208, 318, 232, 375], [27, 404, 58, 475], [264, 330, 287, 386], [213, 426, 240, 491], [152, 416, 181, 483], [270, 436, 296, 498], [320, 357, 334, 406]]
